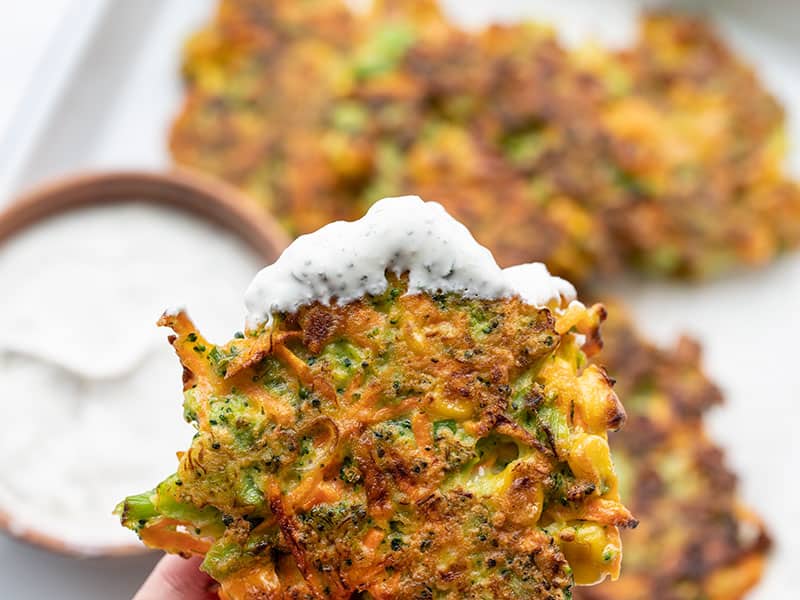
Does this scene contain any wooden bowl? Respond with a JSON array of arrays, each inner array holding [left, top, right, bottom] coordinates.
[[0, 169, 290, 557]]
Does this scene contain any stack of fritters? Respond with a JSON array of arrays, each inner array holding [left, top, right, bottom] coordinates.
[[168, 1, 781, 597], [119, 277, 633, 598]]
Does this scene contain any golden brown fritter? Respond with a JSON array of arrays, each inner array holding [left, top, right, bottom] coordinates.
[[118, 276, 635, 599], [171, 1, 800, 284], [575, 305, 771, 600]]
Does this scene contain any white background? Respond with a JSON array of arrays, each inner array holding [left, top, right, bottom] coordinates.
[[0, 1, 797, 597]]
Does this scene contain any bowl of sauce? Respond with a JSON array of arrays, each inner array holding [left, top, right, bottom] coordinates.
[[0, 169, 288, 556]]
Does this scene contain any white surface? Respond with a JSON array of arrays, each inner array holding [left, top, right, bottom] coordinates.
[[0, 0, 797, 598], [245, 196, 575, 327], [0, 0, 217, 202], [0, 0, 72, 136], [0, 0, 111, 196]]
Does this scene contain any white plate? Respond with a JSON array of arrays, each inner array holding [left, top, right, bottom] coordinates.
[[1, 0, 796, 597]]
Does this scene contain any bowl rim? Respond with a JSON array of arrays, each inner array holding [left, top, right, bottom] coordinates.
[[0, 168, 290, 557], [0, 167, 290, 255]]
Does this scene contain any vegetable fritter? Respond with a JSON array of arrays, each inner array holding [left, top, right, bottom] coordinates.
[[118, 275, 635, 599], [576, 305, 771, 600], [171, 1, 800, 284]]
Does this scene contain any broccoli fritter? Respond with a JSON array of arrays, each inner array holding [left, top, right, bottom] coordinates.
[[118, 275, 635, 599], [574, 305, 771, 600], [171, 1, 800, 284]]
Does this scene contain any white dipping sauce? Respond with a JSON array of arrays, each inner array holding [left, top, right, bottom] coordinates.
[[245, 196, 576, 327], [0, 203, 262, 553]]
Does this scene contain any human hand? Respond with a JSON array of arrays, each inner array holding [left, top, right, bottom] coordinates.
[[133, 554, 218, 599]]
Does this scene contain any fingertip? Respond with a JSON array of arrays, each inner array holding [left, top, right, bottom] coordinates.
[[134, 554, 218, 600]]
